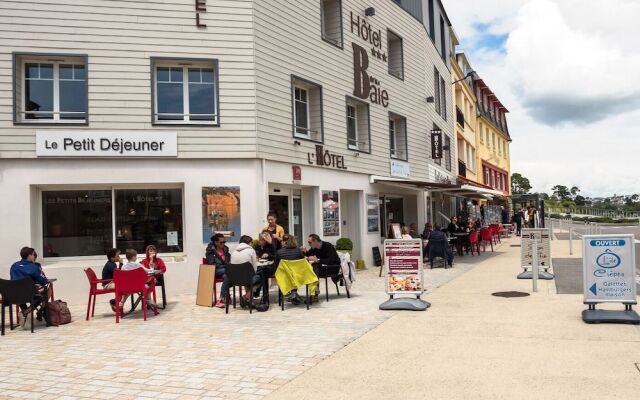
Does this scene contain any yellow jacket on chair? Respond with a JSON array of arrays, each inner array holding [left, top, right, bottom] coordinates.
[[275, 259, 318, 296]]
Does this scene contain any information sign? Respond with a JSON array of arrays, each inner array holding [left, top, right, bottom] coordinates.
[[384, 239, 423, 295], [583, 235, 636, 304], [521, 228, 551, 269]]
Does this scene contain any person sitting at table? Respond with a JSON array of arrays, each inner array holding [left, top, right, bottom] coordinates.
[[206, 233, 231, 308], [273, 234, 305, 305], [422, 222, 433, 240], [102, 248, 122, 312], [427, 225, 454, 267], [226, 235, 260, 308], [254, 231, 275, 261], [401, 226, 413, 239], [141, 245, 167, 273], [263, 212, 285, 251], [10, 246, 50, 326], [303, 233, 340, 302], [119, 248, 158, 312], [446, 216, 460, 235], [408, 223, 421, 239]]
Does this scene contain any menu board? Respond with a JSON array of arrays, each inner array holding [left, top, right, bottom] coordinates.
[[367, 195, 379, 233], [521, 228, 551, 268], [384, 239, 424, 295], [583, 235, 636, 304], [322, 190, 340, 236]]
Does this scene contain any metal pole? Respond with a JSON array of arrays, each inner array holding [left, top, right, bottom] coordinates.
[[569, 226, 573, 256], [532, 239, 539, 293], [550, 218, 554, 240]]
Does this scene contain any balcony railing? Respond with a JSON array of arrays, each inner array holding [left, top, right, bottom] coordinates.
[[455, 106, 465, 128], [458, 160, 467, 178]]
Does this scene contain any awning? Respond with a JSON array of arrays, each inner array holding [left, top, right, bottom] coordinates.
[[370, 175, 458, 190]]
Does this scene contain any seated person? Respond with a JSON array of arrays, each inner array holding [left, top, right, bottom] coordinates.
[[10, 246, 50, 325], [446, 216, 460, 235], [408, 223, 421, 239], [427, 225, 454, 266], [141, 245, 167, 273], [401, 226, 413, 239], [226, 235, 260, 308], [102, 248, 122, 312], [422, 223, 433, 240], [274, 234, 305, 305], [254, 231, 275, 261], [119, 248, 157, 312], [303, 233, 340, 302], [206, 233, 231, 308]]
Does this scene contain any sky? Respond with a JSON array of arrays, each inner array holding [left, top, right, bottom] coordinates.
[[442, 0, 640, 198]]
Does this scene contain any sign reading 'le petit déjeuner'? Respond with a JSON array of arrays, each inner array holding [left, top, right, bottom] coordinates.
[[36, 131, 178, 157]]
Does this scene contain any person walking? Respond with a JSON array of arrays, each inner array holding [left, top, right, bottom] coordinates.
[[512, 209, 523, 236]]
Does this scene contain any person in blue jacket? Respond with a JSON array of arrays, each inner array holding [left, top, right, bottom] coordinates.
[[10, 247, 50, 323]]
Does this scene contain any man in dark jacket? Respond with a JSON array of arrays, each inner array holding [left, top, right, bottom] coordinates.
[[10, 247, 50, 324], [427, 226, 454, 266], [304, 234, 341, 301], [205, 233, 231, 307], [512, 209, 524, 236]]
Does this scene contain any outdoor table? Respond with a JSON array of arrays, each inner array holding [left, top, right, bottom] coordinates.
[[128, 270, 160, 313], [452, 233, 470, 256], [256, 260, 275, 304]]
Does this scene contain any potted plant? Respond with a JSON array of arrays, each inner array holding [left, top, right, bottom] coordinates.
[[335, 237, 353, 255]]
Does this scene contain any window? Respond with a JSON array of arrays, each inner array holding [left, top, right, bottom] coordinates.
[[345, 97, 370, 152], [321, 0, 343, 48], [440, 76, 447, 121], [479, 124, 484, 143], [433, 68, 441, 115], [498, 138, 502, 155], [41, 187, 184, 258], [153, 59, 218, 124], [439, 16, 446, 60], [387, 30, 404, 79], [389, 112, 407, 160], [14, 54, 87, 123], [292, 76, 323, 142], [444, 135, 452, 171], [492, 132, 496, 152], [428, 0, 435, 41], [466, 143, 475, 171]]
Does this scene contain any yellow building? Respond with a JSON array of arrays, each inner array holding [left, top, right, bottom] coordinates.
[[472, 74, 512, 196]]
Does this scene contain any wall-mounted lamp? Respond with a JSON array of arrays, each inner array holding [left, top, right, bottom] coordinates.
[[426, 96, 435, 103], [452, 70, 476, 85], [365, 7, 375, 16], [354, 152, 360, 157], [442, 145, 450, 151], [293, 140, 301, 146]]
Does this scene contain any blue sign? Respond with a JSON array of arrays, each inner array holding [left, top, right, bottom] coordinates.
[[595, 250, 621, 269], [589, 239, 625, 246]]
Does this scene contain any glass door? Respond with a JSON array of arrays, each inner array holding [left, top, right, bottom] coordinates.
[[292, 190, 302, 240], [268, 195, 289, 234]]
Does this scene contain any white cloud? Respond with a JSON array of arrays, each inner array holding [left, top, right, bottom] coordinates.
[[442, 0, 640, 197]]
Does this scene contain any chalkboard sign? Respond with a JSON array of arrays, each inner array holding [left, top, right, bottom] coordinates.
[[372, 246, 382, 266]]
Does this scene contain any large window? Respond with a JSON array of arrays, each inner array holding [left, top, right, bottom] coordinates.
[[291, 76, 323, 142], [389, 112, 407, 160], [387, 30, 404, 79], [444, 135, 452, 171], [153, 58, 219, 124], [14, 54, 87, 123], [433, 68, 441, 115], [321, 0, 343, 48], [42, 188, 183, 258], [440, 76, 447, 121], [345, 97, 370, 152]]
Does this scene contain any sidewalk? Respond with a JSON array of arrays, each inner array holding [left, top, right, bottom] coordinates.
[[267, 236, 640, 400]]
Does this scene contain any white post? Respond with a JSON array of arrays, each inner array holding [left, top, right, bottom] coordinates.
[[550, 219, 554, 240], [532, 239, 539, 293], [569, 226, 573, 256]]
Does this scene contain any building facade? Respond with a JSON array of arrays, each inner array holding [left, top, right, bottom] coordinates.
[[0, 0, 458, 302]]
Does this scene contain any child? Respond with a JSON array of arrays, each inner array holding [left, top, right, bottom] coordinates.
[[102, 248, 121, 312], [118, 249, 158, 312]]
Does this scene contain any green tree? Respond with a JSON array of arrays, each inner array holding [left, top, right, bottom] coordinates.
[[574, 195, 587, 206], [570, 186, 580, 199], [511, 173, 532, 194], [551, 185, 571, 201]]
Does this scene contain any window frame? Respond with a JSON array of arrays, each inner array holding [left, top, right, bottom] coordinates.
[[38, 183, 186, 261], [433, 68, 441, 115], [294, 86, 311, 137], [151, 57, 220, 126], [346, 104, 358, 150], [13, 52, 89, 126], [290, 75, 324, 144], [388, 111, 408, 161], [320, 0, 344, 49], [344, 95, 371, 154], [387, 29, 404, 80]]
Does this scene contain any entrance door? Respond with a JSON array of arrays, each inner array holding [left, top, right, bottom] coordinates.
[[292, 190, 302, 240], [379, 196, 404, 238], [268, 195, 289, 234]]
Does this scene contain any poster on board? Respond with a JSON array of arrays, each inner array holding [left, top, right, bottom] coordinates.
[[202, 187, 241, 242], [322, 190, 340, 236], [384, 239, 424, 295], [520, 228, 551, 269], [367, 195, 379, 233]]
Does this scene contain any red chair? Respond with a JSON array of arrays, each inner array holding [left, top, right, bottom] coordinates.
[[113, 269, 158, 323], [492, 224, 502, 244], [468, 231, 481, 255], [203, 257, 225, 305], [480, 228, 494, 252], [84, 268, 115, 320]]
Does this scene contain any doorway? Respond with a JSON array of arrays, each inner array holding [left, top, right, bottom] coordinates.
[[379, 196, 404, 238], [268, 188, 304, 237], [268, 195, 289, 234]]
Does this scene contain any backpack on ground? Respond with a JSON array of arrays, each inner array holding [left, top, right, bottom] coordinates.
[[46, 300, 72, 326]]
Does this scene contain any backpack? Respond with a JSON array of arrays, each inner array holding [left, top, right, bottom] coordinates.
[[46, 300, 72, 326]]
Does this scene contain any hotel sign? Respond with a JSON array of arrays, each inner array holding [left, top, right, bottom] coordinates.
[[431, 129, 442, 159], [307, 145, 347, 170], [36, 131, 178, 157]]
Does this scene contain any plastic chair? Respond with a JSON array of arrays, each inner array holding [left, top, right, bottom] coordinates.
[[491, 224, 501, 244], [83, 268, 115, 320], [224, 262, 258, 314], [317, 264, 350, 302], [0, 278, 37, 335], [468, 231, 480, 256], [203, 257, 226, 305], [113, 269, 158, 323], [480, 228, 494, 252]]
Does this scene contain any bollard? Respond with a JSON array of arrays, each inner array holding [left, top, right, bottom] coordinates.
[[532, 239, 539, 293], [569, 227, 573, 255], [550, 219, 554, 240]]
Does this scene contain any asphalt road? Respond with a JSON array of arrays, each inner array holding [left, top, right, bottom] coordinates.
[[569, 223, 640, 286]]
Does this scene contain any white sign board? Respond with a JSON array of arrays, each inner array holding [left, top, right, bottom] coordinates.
[[384, 239, 423, 295], [390, 159, 410, 179], [36, 131, 178, 157], [521, 228, 551, 269], [167, 231, 179, 246], [583, 235, 636, 304]]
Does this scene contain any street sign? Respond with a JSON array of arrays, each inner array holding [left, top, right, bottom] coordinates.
[[583, 235, 636, 304], [521, 228, 551, 270], [384, 239, 423, 295]]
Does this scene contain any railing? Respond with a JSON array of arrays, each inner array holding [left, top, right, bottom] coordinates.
[[458, 160, 466, 178], [455, 106, 465, 127], [478, 108, 509, 136], [546, 207, 640, 219]]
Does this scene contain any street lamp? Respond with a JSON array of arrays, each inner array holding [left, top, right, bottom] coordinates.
[[452, 70, 475, 85]]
